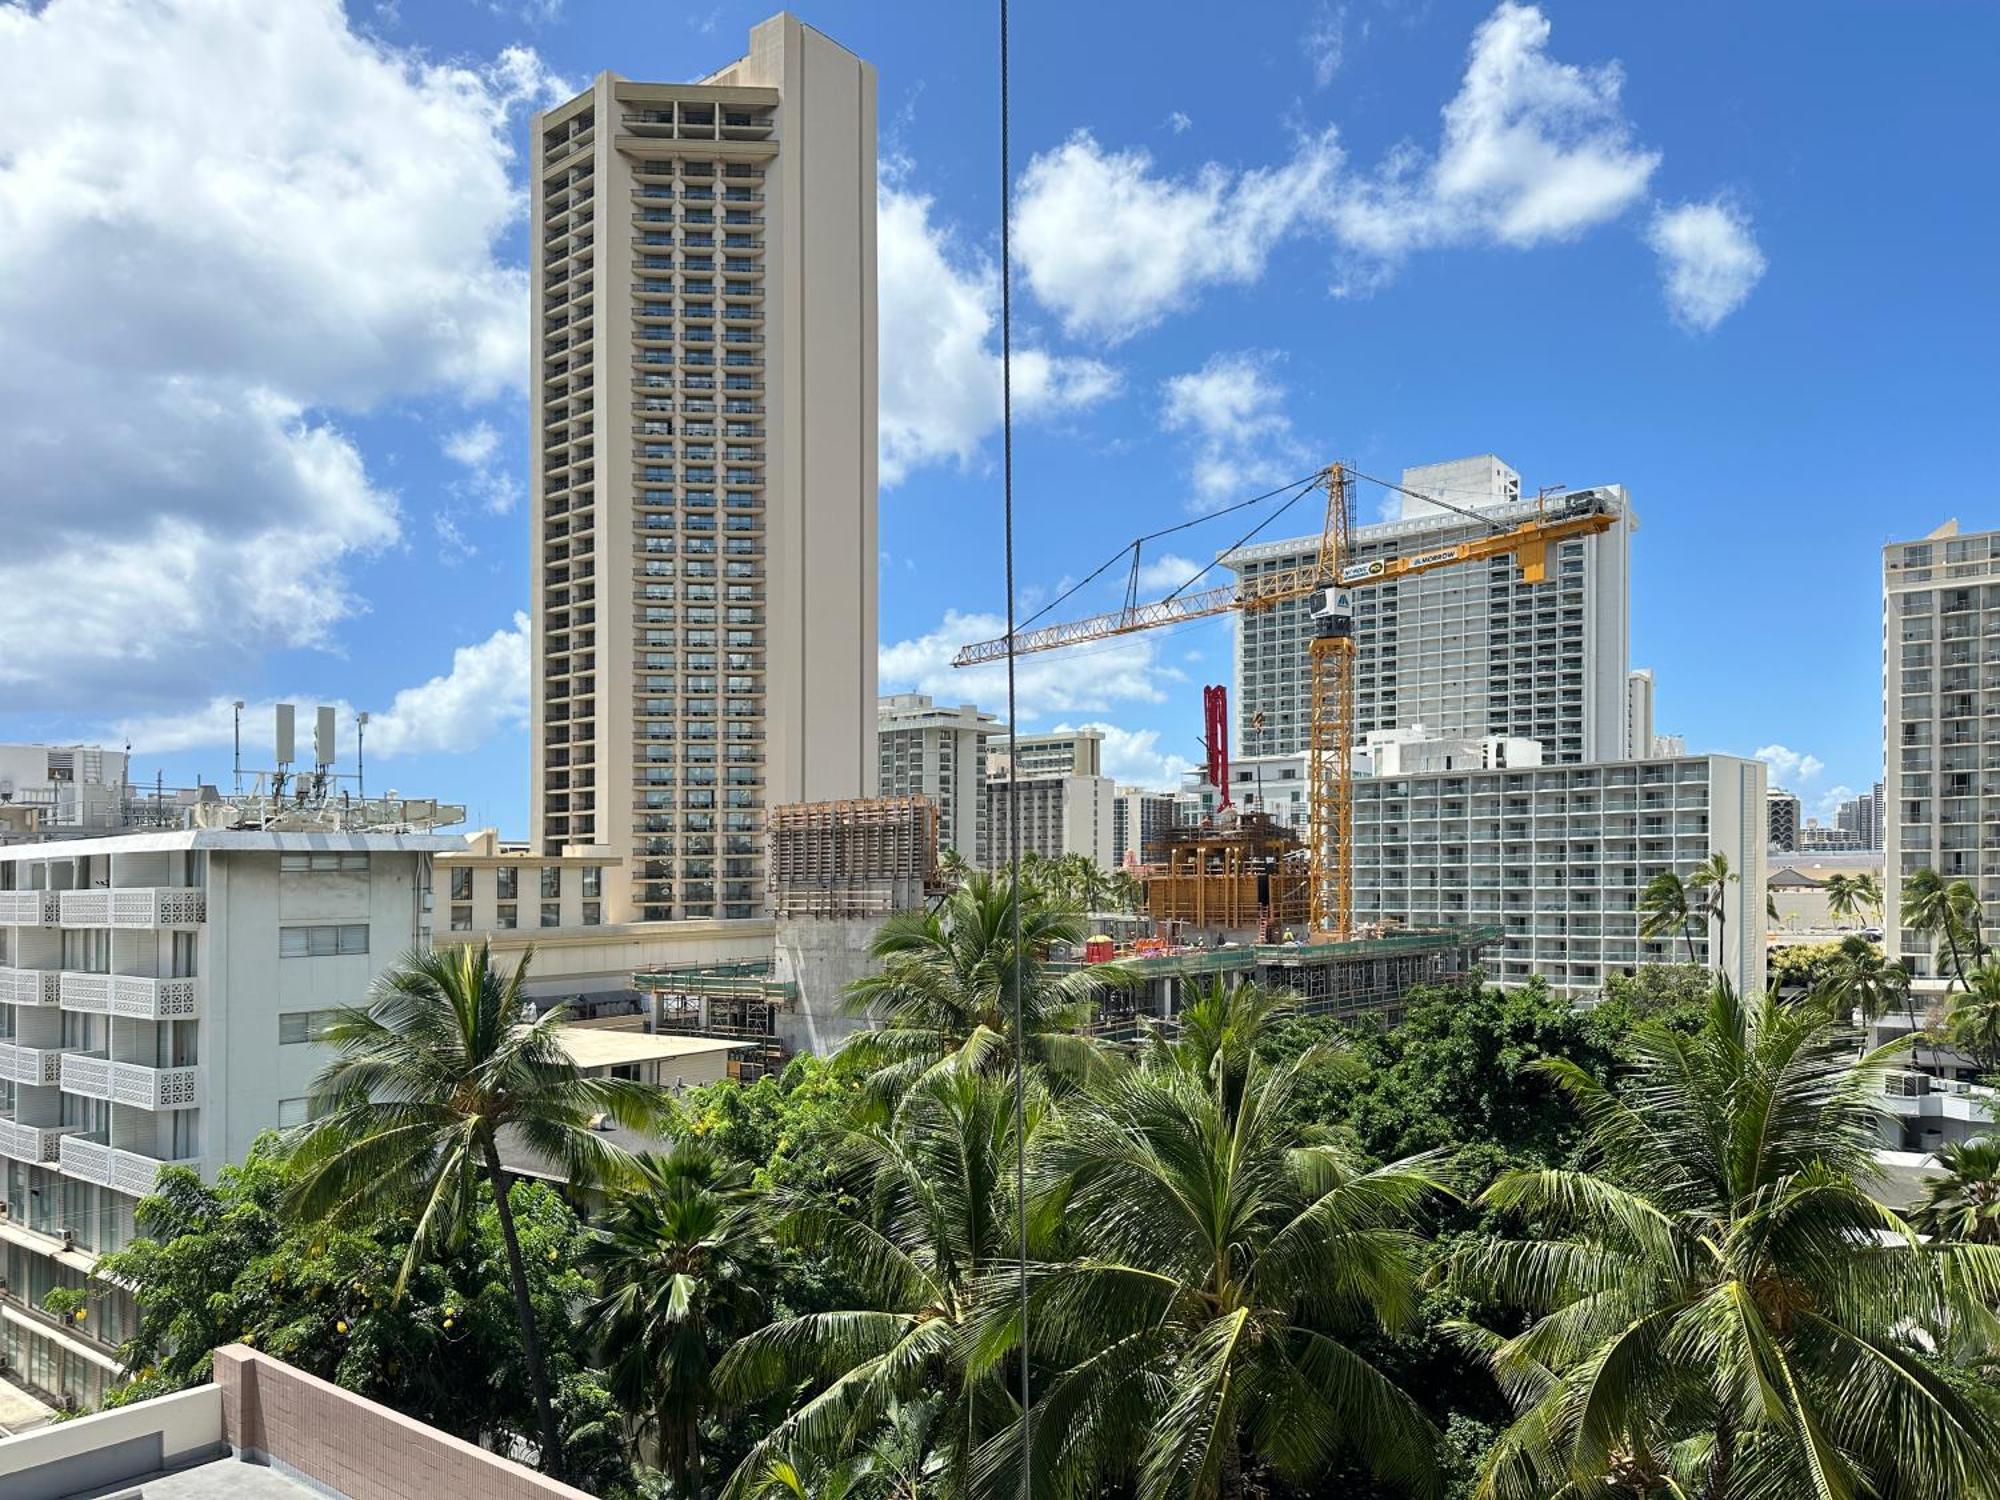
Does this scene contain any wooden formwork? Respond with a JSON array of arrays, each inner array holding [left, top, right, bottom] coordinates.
[[1145, 814, 1311, 936], [768, 795, 940, 917]]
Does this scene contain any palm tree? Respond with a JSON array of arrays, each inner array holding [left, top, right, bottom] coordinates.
[[1687, 852, 1738, 975], [842, 871, 1126, 1095], [287, 943, 663, 1478], [937, 847, 972, 888], [1911, 1136, 2000, 1246], [1946, 962, 2000, 1081], [1903, 867, 1977, 986], [1825, 873, 1860, 928], [1813, 933, 1910, 1021], [1638, 871, 1701, 966], [1854, 872, 1884, 925], [713, 1069, 1035, 1496], [980, 1038, 1449, 1498], [581, 1142, 766, 1488], [1452, 983, 2000, 1500]]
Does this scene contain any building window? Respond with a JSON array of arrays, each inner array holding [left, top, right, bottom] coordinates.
[[278, 1010, 342, 1044], [450, 868, 473, 901], [277, 1097, 308, 1127], [450, 905, 473, 932], [280, 853, 369, 873], [278, 924, 369, 959], [582, 901, 601, 926], [496, 867, 518, 900], [541, 867, 561, 899], [497, 904, 518, 930], [582, 867, 602, 898], [541, 902, 561, 928]]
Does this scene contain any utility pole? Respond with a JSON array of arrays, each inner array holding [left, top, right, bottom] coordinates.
[[357, 712, 369, 803], [231, 700, 245, 796]]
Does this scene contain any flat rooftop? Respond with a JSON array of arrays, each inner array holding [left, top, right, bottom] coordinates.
[[553, 1028, 746, 1071], [68, 1455, 328, 1498]]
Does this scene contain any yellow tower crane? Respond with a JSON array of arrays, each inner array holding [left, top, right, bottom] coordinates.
[[953, 464, 1621, 938]]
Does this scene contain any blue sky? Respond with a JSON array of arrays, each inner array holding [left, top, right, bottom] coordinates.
[[1, 0, 1993, 836]]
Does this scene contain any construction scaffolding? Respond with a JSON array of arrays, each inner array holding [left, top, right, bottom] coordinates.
[[1145, 813, 1311, 939], [636, 961, 796, 1079], [768, 795, 941, 917]]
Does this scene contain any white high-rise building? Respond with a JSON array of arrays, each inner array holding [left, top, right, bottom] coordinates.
[[987, 729, 1103, 781], [1223, 456, 1634, 762], [530, 15, 879, 924], [1351, 752, 1767, 998], [1626, 669, 1654, 762], [1111, 786, 1180, 867], [0, 830, 459, 1409], [877, 695, 999, 866], [985, 774, 1115, 871], [1883, 522, 2000, 975]]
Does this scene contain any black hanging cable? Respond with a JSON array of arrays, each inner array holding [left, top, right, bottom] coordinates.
[[997, 0, 1032, 1487]]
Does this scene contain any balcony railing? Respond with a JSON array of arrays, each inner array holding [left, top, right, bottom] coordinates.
[[59, 1055, 201, 1111], [59, 887, 207, 929], [0, 966, 60, 1007], [58, 972, 200, 1021], [0, 1042, 66, 1087], [0, 1118, 75, 1167], [0, 891, 59, 926], [57, 1134, 197, 1195]]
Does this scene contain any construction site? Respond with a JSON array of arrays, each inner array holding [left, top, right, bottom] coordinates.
[[615, 465, 1625, 1067]]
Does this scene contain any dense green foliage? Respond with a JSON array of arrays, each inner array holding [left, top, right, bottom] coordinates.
[[89, 868, 2000, 1499]]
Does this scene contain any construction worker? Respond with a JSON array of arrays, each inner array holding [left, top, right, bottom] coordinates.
[[1282, 928, 1295, 944]]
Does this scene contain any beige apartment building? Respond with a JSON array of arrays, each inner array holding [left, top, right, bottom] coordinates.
[[531, 14, 878, 925]]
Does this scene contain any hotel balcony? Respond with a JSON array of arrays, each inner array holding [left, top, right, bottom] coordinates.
[[0, 1041, 66, 1087], [59, 1055, 200, 1111], [57, 1135, 198, 1197], [58, 887, 207, 929], [0, 966, 61, 1007], [58, 972, 201, 1021], [0, 1118, 75, 1167], [0, 891, 59, 926]]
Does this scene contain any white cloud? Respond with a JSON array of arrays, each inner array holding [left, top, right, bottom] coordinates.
[[879, 610, 1181, 726], [112, 612, 531, 761], [1012, 128, 1345, 343], [1327, 1, 1659, 271], [1648, 198, 1767, 332], [1166, 110, 1193, 135], [442, 418, 521, 515], [1055, 722, 1193, 791], [1134, 552, 1208, 594], [1756, 743, 1825, 784], [1159, 352, 1312, 509], [1306, 3, 1347, 87], [878, 182, 1119, 484], [1014, 4, 1683, 329], [0, 0, 558, 707], [1812, 783, 1856, 822]]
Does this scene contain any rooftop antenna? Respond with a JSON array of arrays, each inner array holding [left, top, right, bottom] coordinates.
[[232, 700, 245, 796], [273, 704, 295, 799], [357, 711, 370, 803]]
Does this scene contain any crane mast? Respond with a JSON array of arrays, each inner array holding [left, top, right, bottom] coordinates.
[[953, 465, 1620, 938]]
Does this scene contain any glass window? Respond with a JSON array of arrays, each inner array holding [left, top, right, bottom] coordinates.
[[540, 867, 562, 899], [277, 1097, 308, 1128], [582, 902, 601, 926], [496, 868, 518, 900], [582, 867, 602, 898], [541, 902, 561, 928], [450, 868, 473, 901], [496, 904, 517, 930], [278, 1013, 312, 1045], [450, 906, 473, 932], [279, 927, 309, 959], [337, 924, 368, 955]]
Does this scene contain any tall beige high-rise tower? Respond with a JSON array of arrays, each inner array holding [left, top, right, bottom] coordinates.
[[531, 15, 879, 923]]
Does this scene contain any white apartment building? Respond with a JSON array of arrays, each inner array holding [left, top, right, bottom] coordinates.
[[1111, 786, 1180, 867], [1626, 669, 1655, 764], [530, 14, 878, 925], [985, 774, 1115, 871], [1883, 522, 2000, 976], [1224, 456, 1634, 763], [1768, 788, 1802, 852], [988, 728, 1103, 781], [0, 745, 131, 844], [1351, 753, 1767, 999], [877, 695, 998, 865], [1836, 782, 1885, 851], [0, 830, 457, 1410]]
